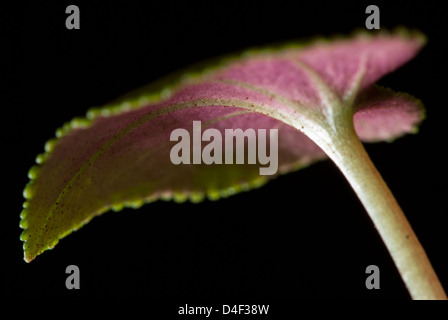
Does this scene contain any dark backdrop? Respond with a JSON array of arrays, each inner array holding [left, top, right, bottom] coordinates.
[[2, 0, 447, 304]]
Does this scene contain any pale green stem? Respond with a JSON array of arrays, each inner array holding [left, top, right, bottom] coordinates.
[[279, 55, 444, 298], [315, 122, 447, 300]]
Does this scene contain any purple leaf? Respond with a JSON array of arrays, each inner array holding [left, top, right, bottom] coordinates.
[[21, 30, 426, 263]]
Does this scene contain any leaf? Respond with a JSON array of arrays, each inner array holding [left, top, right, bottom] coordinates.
[[21, 29, 426, 262]]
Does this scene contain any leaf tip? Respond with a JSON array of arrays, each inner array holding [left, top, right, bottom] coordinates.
[[23, 251, 33, 264], [19, 216, 32, 263], [23, 242, 40, 263]]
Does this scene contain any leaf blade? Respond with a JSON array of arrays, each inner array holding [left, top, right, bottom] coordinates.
[[21, 30, 426, 262]]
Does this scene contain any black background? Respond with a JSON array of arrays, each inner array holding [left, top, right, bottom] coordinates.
[[2, 0, 447, 304]]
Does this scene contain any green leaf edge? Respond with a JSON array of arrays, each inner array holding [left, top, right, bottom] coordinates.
[[20, 27, 426, 261]]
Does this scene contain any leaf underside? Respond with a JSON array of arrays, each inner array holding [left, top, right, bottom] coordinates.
[[21, 29, 426, 262]]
